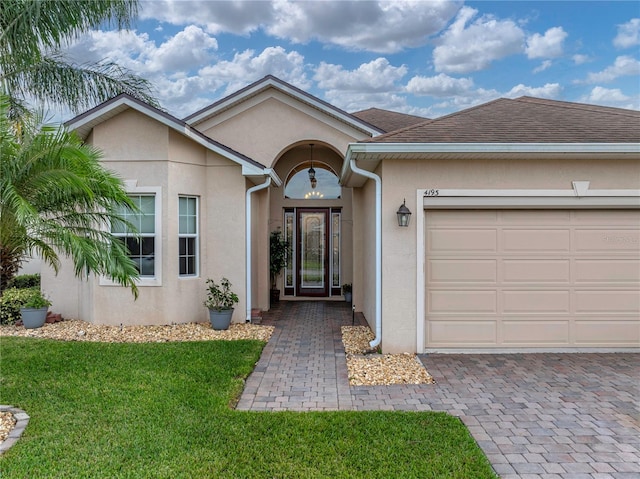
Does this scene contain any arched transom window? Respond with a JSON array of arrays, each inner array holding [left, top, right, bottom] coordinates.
[[284, 162, 341, 199]]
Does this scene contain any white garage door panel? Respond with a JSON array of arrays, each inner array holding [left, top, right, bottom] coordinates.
[[429, 229, 497, 252], [425, 210, 640, 349], [430, 259, 497, 282], [503, 290, 570, 313], [574, 321, 640, 345], [429, 320, 496, 344], [503, 260, 570, 282], [503, 229, 571, 251], [502, 320, 569, 344], [575, 291, 640, 313], [429, 290, 497, 313], [575, 260, 640, 283], [575, 229, 640, 251]]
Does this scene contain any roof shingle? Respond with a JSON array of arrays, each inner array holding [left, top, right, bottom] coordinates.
[[368, 96, 640, 143], [351, 107, 428, 133]]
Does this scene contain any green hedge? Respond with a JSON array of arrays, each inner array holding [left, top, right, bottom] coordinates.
[[0, 287, 41, 325], [7, 273, 41, 289]]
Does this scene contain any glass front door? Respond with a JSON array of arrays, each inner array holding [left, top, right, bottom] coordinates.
[[297, 209, 329, 296]]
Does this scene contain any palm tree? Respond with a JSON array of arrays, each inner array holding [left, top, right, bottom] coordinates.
[[0, 0, 157, 115], [0, 95, 139, 295]]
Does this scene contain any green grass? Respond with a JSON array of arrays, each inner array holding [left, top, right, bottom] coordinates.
[[0, 338, 497, 478]]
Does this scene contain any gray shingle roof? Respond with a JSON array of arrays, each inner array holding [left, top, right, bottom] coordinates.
[[368, 96, 640, 143], [350, 107, 428, 133]]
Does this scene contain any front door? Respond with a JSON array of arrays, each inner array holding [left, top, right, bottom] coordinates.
[[297, 209, 329, 296]]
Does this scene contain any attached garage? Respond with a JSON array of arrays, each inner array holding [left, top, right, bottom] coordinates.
[[344, 95, 640, 353], [424, 208, 640, 350]]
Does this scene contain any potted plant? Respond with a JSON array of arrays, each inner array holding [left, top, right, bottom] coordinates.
[[270, 229, 290, 304], [19, 288, 52, 329], [341, 283, 352, 304], [203, 277, 239, 330]]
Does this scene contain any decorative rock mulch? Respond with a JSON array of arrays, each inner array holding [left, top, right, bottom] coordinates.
[[0, 412, 16, 444], [0, 319, 274, 343], [341, 326, 435, 386]]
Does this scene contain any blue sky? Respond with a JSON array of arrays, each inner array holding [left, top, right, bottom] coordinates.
[[64, 0, 640, 119]]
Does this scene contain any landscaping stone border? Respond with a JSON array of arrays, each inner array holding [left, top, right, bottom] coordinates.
[[0, 405, 29, 454]]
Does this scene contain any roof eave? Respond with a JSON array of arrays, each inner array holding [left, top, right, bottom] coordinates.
[[342, 142, 640, 187], [65, 95, 273, 183], [185, 76, 384, 137]]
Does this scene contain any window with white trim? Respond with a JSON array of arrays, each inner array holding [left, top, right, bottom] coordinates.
[[112, 194, 156, 277], [179, 196, 198, 276]]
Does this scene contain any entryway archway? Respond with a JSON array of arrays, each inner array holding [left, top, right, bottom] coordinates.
[[270, 142, 352, 299]]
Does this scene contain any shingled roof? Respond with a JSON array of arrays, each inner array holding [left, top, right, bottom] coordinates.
[[351, 107, 428, 133], [368, 96, 640, 143]]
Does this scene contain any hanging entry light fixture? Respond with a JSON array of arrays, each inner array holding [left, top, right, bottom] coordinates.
[[308, 143, 317, 189]]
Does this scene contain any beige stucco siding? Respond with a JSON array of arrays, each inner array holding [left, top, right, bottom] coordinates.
[[365, 156, 640, 353], [198, 92, 370, 167], [42, 108, 249, 326]]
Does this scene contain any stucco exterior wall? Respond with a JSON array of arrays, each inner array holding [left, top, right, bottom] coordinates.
[[42, 108, 248, 326], [351, 168, 378, 333], [375, 156, 640, 353], [197, 92, 370, 167]]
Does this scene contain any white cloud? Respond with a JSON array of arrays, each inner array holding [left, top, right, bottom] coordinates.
[[141, 0, 460, 53], [140, 0, 274, 35], [405, 73, 474, 97], [314, 58, 408, 112], [533, 60, 553, 73], [433, 6, 525, 73], [572, 54, 590, 65], [526, 26, 567, 59], [65, 26, 218, 73], [580, 86, 639, 110], [269, 0, 460, 53], [579, 55, 640, 83], [614, 18, 640, 48], [504, 83, 562, 99], [314, 58, 407, 92], [325, 90, 413, 115], [199, 46, 310, 96]]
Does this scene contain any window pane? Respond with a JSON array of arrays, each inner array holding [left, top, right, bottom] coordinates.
[[140, 196, 155, 215], [179, 257, 187, 275], [187, 257, 195, 275], [284, 212, 294, 288], [179, 196, 188, 216], [179, 198, 198, 277], [140, 213, 154, 234], [332, 212, 340, 287], [141, 237, 154, 256], [284, 167, 341, 199], [140, 255, 155, 276]]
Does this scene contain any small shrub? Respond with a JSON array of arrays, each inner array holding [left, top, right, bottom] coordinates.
[[0, 287, 51, 325], [7, 274, 41, 289]]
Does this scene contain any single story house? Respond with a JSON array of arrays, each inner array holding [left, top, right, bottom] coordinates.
[[44, 75, 640, 352]]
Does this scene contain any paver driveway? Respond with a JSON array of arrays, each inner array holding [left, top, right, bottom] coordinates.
[[238, 302, 640, 478]]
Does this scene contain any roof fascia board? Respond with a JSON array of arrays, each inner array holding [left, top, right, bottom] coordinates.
[[349, 142, 640, 156], [67, 96, 269, 178], [187, 77, 382, 137]]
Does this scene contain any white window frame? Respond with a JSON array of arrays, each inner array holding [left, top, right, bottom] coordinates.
[[178, 195, 199, 278], [101, 184, 162, 288]]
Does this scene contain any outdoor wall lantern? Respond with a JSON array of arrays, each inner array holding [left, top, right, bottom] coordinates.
[[396, 199, 412, 227], [308, 143, 316, 188]]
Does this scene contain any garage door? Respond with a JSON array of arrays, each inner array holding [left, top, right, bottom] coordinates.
[[425, 210, 640, 349]]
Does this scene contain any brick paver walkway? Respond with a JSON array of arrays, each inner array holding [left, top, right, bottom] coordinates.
[[237, 301, 640, 479]]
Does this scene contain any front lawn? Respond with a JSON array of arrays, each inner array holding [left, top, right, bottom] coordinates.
[[0, 338, 496, 478]]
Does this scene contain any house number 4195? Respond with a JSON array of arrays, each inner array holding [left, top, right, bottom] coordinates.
[[424, 189, 439, 197]]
